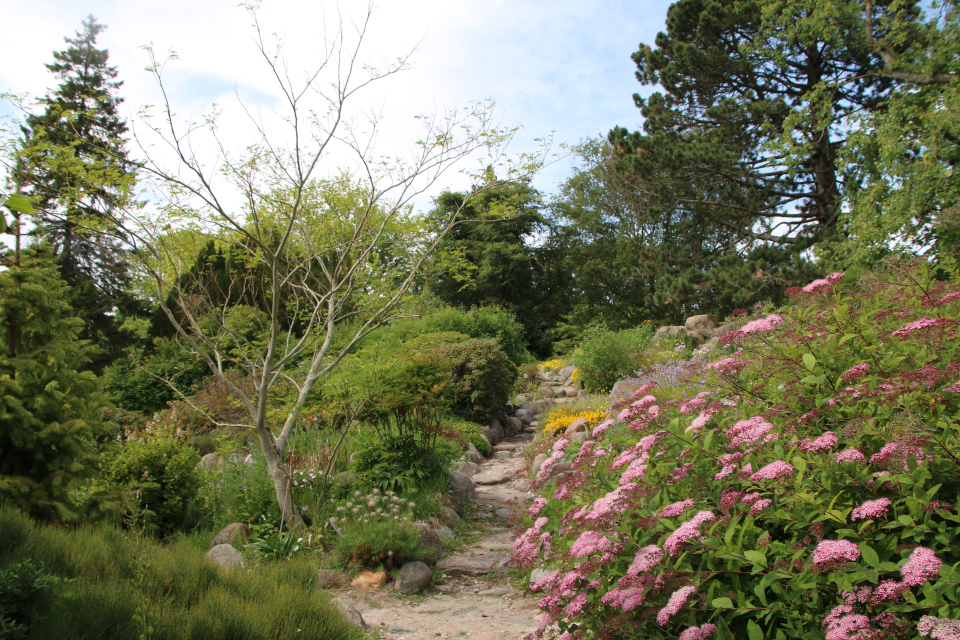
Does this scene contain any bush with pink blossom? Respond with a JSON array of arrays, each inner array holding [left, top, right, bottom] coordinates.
[[512, 261, 960, 640]]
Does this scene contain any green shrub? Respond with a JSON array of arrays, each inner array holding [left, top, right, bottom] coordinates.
[[96, 436, 202, 535], [330, 490, 421, 571], [0, 559, 64, 639], [196, 446, 280, 531], [573, 323, 654, 392], [424, 305, 530, 366], [441, 415, 491, 457], [352, 433, 455, 494], [102, 337, 210, 415]]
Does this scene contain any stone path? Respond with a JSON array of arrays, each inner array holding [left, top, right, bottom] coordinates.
[[332, 429, 542, 640]]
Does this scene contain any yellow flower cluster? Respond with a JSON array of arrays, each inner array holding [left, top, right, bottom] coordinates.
[[542, 408, 608, 437], [538, 358, 566, 372]]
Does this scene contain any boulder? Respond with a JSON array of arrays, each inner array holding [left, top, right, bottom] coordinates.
[[485, 418, 505, 445], [558, 386, 579, 398], [514, 393, 532, 404], [520, 401, 540, 414], [493, 451, 513, 460], [448, 472, 476, 510], [685, 314, 720, 332], [536, 385, 556, 399], [492, 443, 517, 452], [454, 460, 480, 477], [514, 408, 533, 424], [436, 553, 504, 576], [564, 418, 590, 436], [196, 452, 220, 471], [318, 570, 350, 589], [206, 544, 243, 570], [465, 443, 484, 464], [395, 561, 432, 594], [435, 525, 454, 541], [530, 453, 548, 477], [535, 399, 552, 412], [351, 571, 387, 590], [711, 319, 747, 337], [690, 330, 709, 347], [440, 506, 462, 528], [505, 416, 523, 435], [568, 432, 588, 443], [559, 366, 576, 382], [415, 524, 443, 564], [541, 371, 559, 381], [332, 598, 368, 629], [529, 568, 555, 586], [209, 523, 251, 550], [654, 325, 687, 340]]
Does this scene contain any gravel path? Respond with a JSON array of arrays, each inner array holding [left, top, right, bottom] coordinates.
[[331, 430, 542, 640]]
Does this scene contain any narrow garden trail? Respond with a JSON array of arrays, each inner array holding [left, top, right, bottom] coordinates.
[[332, 429, 543, 640]]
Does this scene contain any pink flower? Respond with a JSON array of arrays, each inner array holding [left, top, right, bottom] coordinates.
[[937, 291, 960, 306], [835, 448, 866, 464], [870, 442, 932, 471], [823, 614, 874, 640], [918, 616, 960, 638], [658, 499, 695, 518], [944, 381, 960, 394], [742, 314, 785, 333], [553, 439, 570, 452], [901, 547, 942, 586], [750, 460, 795, 481], [592, 419, 615, 436], [841, 363, 870, 381], [656, 585, 696, 625], [715, 464, 737, 480], [851, 498, 891, 521], [528, 497, 549, 518], [892, 317, 957, 337], [749, 498, 773, 515], [627, 545, 663, 575], [726, 416, 776, 450], [870, 580, 908, 605], [812, 539, 861, 564], [800, 432, 839, 453], [803, 272, 845, 294], [664, 511, 716, 556], [569, 530, 623, 561], [686, 410, 714, 434], [679, 624, 717, 640], [706, 356, 750, 375], [679, 391, 712, 414]]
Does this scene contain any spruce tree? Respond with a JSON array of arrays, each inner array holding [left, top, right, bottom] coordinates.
[[0, 244, 110, 521], [17, 15, 138, 370]]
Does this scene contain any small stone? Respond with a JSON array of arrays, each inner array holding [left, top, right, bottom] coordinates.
[[209, 522, 251, 550], [388, 625, 418, 633], [568, 431, 587, 443], [564, 418, 589, 435], [440, 506, 462, 528], [196, 452, 220, 471], [351, 571, 388, 590], [206, 544, 243, 570], [477, 587, 510, 596], [494, 507, 512, 521], [416, 524, 443, 564], [436, 525, 454, 541], [492, 451, 512, 460]]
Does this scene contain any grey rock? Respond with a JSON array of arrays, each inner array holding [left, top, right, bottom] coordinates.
[[711, 319, 747, 337], [447, 472, 476, 509], [332, 598, 368, 629], [494, 507, 512, 520], [654, 325, 688, 340], [514, 408, 533, 424], [685, 314, 720, 332], [440, 506, 462, 528], [559, 366, 576, 382], [541, 371, 559, 381], [564, 418, 589, 436], [610, 379, 642, 401], [558, 386, 579, 398], [505, 416, 523, 435], [395, 561, 432, 594], [493, 451, 513, 460], [416, 524, 443, 564], [478, 587, 511, 596], [389, 626, 418, 634], [514, 393, 532, 404], [465, 442, 484, 464], [531, 453, 548, 476], [492, 443, 517, 452], [436, 553, 504, 576], [209, 522, 251, 550], [485, 418, 505, 445], [454, 460, 480, 476], [520, 401, 540, 414], [436, 525, 454, 541], [529, 568, 555, 586], [568, 432, 588, 443], [196, 452, 220, 471], [536, 385, 556, 399], [206, 544, 243, 570], [535, 399, 552, 412]]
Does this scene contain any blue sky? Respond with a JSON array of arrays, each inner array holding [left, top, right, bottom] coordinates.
[[1, 0, 674, 203]]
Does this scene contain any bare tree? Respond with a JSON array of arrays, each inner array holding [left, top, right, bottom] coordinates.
[[112, 5, 544, 525]]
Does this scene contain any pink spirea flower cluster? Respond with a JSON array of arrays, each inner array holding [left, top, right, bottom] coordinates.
[[656, 585, 696, 625], [685, 410, 714, 434], [823, 614, 879, 640], [528, 497, 549, 518], [706, 356, 750, 376], [870, 441, 932, 471], [800, 432, 839, 453], [851, 498, 891, 521], [592, 418, 615, 437], [835, 448, 866, 464], [726, 416, 776, 450], [938, 291, 960, 305], [569, 530, 623, 561], [627, 545, 663, 575], [901, 547, 942, 586], [812, 539, 861, 564], [511, 516, 552, 568], [749, 498, 773, 515], [750, 460, 795, 481], [742, 314, 785, 333], [678, 624, 717, 640], [679, 391, 713, 414], [841, 363, 870, 381], [918, 616, 960, 639], [892, 317, 957, 337], [803, 272, 845, 294], [664, 510, 715, 556], [658, 499, 695, 518]]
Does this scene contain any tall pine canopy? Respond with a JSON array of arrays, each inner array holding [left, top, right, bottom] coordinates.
[[17, 15, 138, 370]]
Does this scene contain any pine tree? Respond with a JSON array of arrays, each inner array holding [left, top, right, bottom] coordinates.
[[17, 15, 139, 370], [0, 244, 111, 521]]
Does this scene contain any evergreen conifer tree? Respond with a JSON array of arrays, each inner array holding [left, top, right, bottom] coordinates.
[[17, 15, 139, 370], [0, 244, 110, 521]]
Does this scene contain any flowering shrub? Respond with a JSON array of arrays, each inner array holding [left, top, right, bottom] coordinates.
[[512, 262, 960, 639], [331, 489, 421, 570], [542, 408, 609, 436]]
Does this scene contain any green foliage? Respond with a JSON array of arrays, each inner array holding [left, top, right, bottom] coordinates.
[[244, 529, 302, 562], [95, 436, 202, 535], [0, 245, 111, 520], [441, 415, 491, 457], [330, 490, 421, 571], [197, 447, 280, 532], [422, 306, 530, 366], [573, 323, 655, 392], [517, 263, 960, 639], [0, 559, 64, 639], [0, 505, 353, 640]]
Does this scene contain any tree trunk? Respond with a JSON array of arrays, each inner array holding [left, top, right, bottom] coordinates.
[[256, 426, 298, 527]]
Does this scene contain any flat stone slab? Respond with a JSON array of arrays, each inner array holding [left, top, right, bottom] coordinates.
[[437, 553, 506, 576], [472, 458, 526, 485]]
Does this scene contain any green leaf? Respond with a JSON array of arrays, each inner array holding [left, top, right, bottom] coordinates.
[[712, 597, 735, 609], [748, 619, 764, 640], [744, 550, 767, 564], [802, 353, 817, 371], [792, 457, 807, 474], [2, 193, 34, 214], [861, 544, 880, 569]]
